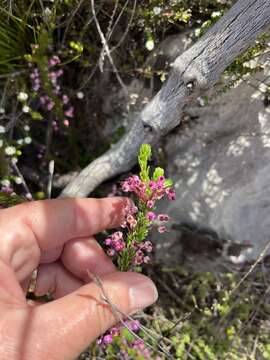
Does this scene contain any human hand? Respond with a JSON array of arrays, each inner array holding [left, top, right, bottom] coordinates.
[[0, 197, 158, 359]]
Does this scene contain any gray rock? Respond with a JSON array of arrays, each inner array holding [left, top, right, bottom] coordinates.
[[158, 63, 270, 264]]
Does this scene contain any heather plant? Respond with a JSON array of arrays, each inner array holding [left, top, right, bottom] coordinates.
[[103, 144, 175, 271], [95, 144, 175, 357]]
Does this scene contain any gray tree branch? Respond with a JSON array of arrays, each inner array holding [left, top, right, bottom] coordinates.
[[61, 0, 270, 198]]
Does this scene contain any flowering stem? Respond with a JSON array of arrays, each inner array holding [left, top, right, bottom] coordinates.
[[105, 144, 175, 272]]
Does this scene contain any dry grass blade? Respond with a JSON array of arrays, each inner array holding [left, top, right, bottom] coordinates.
[[86, 270, 173, 359]]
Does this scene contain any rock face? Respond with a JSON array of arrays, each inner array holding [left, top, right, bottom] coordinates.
[[98, 32, 270, 267], [158, 64, 270, 264]]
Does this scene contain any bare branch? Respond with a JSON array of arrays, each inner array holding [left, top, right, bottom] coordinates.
[[61, 0, 270, 198], [91, 0, 128, 95]]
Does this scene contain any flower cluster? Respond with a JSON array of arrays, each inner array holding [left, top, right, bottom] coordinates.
[[0, 179, 13, 194], [98, 320, 140, 346], [104, 231, 125, 256], [122, 174, 174, 233], [123, 339, 161, 360], [98, 319, 161, 359], [103, 144, 175, 272], [131, 240, 153, 265], [28, 53, 75, 131], [122, 175, 175, 203]]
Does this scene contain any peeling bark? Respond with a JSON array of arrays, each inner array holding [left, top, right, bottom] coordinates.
[[61, 0, 270, 198]]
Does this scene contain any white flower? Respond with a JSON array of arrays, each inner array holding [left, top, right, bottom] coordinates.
[[5, 146, 16, 156], [17, 92, 28, 102], [211, 11, 222, 19], [243, 59, 258, 69], [1, 179, 10, 187], [44, 7, 52, 16], [0, 107, 5, 114], [0, 125, 5, 133], [195, 28, 201, 37], [145, 39, 154, 51], [197, 97, 206, 106], [24, 125, 30, 131], [22, 105, 30, 113], [14, 176, 23, 184], [17, 139, 24, 145], [0, 140, 3, 147], [76, 91, 84, 99], [153, 6, 162, 15], [24, 137, 32, 144]]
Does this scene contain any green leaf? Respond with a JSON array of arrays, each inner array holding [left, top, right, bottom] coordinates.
[[140, 143, 151, 158], [122, 327, 134, 342], [164, 178, 173, 187], [138, 144, 152, 182], [153, 167, 164, 181], [31, 111, 43, 120], [0, 192, 26, 207]]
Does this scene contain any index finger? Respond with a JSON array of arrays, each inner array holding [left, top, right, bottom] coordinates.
[[0, 197, 129, 252]]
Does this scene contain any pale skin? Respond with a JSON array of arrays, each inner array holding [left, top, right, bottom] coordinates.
[[0, 197, 158, 360]]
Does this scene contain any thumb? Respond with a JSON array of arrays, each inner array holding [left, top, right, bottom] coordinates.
[[28, 272, 158, 360]]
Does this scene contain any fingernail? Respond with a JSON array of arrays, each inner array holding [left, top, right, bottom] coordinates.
[[129, 276, 158, 311]]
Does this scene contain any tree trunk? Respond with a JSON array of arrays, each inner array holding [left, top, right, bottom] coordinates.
[[61, 0, 270, 198]]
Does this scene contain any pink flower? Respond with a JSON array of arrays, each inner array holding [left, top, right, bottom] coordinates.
[[125, 320, 140, 332], [134, 249, 144, 265], [53, 85, 61, 95], [107, 248, 115, 256], [131, 240, 139, 250], [138, 182, 146, 192], [1, 186, 13, 194], [110, 327, 120, 336], [33, 84, 40, 91], [49, 71, 57, 80], [39, 96, 47, 105], [47, 101, 55, 111], [147, 211, 156, 221], [62, 94, 69, 104], [130, 204, 138, 214], [56, 69, 64, 77], [149, 180, 157, 190], [158, 225, 167, 233], [63, 119, 70, 127], [103, 334, 113, 344], [114, 240, 125, 251], [111, 231, 123, 241], [127, 214, 137, 229], [166, 187, 176, 200], [157, 214, 169, 222], [147, 200, 155, 208], [143, 256, 151, 264], [134, 256, 143, 265], [65, 107, 74, 118], [48, 55, 60, 67], [121, 181, 131, 192], [142, 241, 153, 252], [105, 238, 112, 246]]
